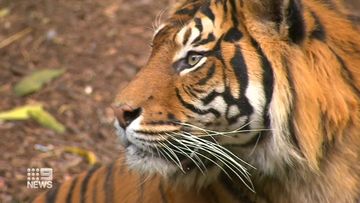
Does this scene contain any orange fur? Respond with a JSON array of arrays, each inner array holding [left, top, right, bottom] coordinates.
[[34, 0, 360, 202]]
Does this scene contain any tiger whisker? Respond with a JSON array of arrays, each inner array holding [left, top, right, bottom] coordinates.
[[195, 129, 273, 138], [168, 133, 233, 180], [182, 131, 254, 174], [172, 131, 254, 186], [157, 148, 170, 165], [174, 129, 256, 169], [177, 137, 240, 175], [157, 141, 185, 173], [157, 8, 168, 28], [175, 120, 273, 140], [138, 173, 153, 188], [177, 134, 255, 192], [180, 132, 254, 173], [163, 133, 207, 174], [132, 121, 257, 191], [177, 120, 256, 135], [172, 146, 233, 180], [153, 7, 168, 31], [250, 133, 263, 156]]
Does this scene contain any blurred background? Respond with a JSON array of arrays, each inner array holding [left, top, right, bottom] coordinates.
[[0, 0, 172, 201], [0, 0, 358, 202]]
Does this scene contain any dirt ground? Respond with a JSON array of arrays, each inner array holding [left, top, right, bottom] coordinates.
[[0, 0, 171, 202]]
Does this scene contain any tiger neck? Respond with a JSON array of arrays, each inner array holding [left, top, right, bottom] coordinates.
[[211, 131, 360, 203], [226, 2, 360, 201]]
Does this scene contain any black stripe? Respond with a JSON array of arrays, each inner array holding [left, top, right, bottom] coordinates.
[[223, 27, 243, 42], [46, 185, 59, 203], [194, 33, 216, 47], [231, 45, 254, 117], [92, 169, 100, 203], [329, 48, 360, 97], [104, 163, 115, 203], [176, 88, 221, 117], [209, 42, 254, 125], [182, 28, 192, 45], [201, 90, 219, 105], [159, 181, 169, 203], [219, 173, 255, 203], [80, 165, 101, 203], [229, 0, 238, 13], [192, 87, 206, 93], [287, 0, 305, 44], [250, 38, 274, 129], [175, 7, 198, 16], [192, 35, 202, 45], [206, 43, 255, 125], [194, 18, 203, 32], [66, 177, 79, 203], [282, 57, 300, 149], [227, 0, 240, 37], [197, 64, 216, 85], [183, 85, 199, 98], [200, 3, 215, 22], [310, 11, 326, 41], [231, 45, 248, 96], [182, 85, 193, 98], [145, 120, 179, 126], [134, 130, 179, 135], [222, 0, 229, 19], [213, 36, 224, 59], [229, 0, 239, 27], [320, 112, 335, 155], [187, 86, 200, 98], [223, 91, 245, 124]]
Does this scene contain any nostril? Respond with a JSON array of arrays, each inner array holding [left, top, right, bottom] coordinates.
[[112, 104, 142, 129], [123, 107, 142, 127]]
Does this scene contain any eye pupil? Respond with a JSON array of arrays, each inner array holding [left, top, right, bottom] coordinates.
[[187, 54, 202, 66]]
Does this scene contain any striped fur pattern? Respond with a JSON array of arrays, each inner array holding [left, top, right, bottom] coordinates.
[[34, 0, 360, 202], [33, 157, 217, 203]]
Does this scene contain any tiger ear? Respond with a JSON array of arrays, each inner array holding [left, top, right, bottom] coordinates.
[[241, 0, 305, 43]]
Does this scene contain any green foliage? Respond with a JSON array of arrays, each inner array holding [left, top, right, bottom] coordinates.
[[14, 69, 65, 96], [0, 105, 66, 133]]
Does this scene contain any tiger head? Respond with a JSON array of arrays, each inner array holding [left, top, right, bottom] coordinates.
[[113, 0, 360, 189]]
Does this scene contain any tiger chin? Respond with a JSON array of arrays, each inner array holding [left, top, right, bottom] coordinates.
[[33, 0, 360, 202], [114, 118, 223, 190]]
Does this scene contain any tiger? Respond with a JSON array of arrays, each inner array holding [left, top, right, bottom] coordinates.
[[33, 0, 360, 202]]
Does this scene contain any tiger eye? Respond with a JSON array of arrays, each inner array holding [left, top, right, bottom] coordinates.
[[187, 54, 203, 66]]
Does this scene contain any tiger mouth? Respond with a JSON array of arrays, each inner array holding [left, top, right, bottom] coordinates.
[[123, 133, 216, 173], [122, 128, 255, 191]]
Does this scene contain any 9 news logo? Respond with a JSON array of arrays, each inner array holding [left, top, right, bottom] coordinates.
[[26, 168, 53, 189]]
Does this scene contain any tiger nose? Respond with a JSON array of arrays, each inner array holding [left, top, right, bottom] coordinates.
[[112, 104, 142, 129]]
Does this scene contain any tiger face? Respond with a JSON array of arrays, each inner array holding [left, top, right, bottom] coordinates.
[[113, 0, 360, 191], [114, 1, 271, 188]]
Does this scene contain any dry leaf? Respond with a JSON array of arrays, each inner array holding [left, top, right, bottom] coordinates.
[[14, 69, 65, 96], [0, 105, 66, 133], [28, 108, 66, 134], [64, 147, 98, 165]]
